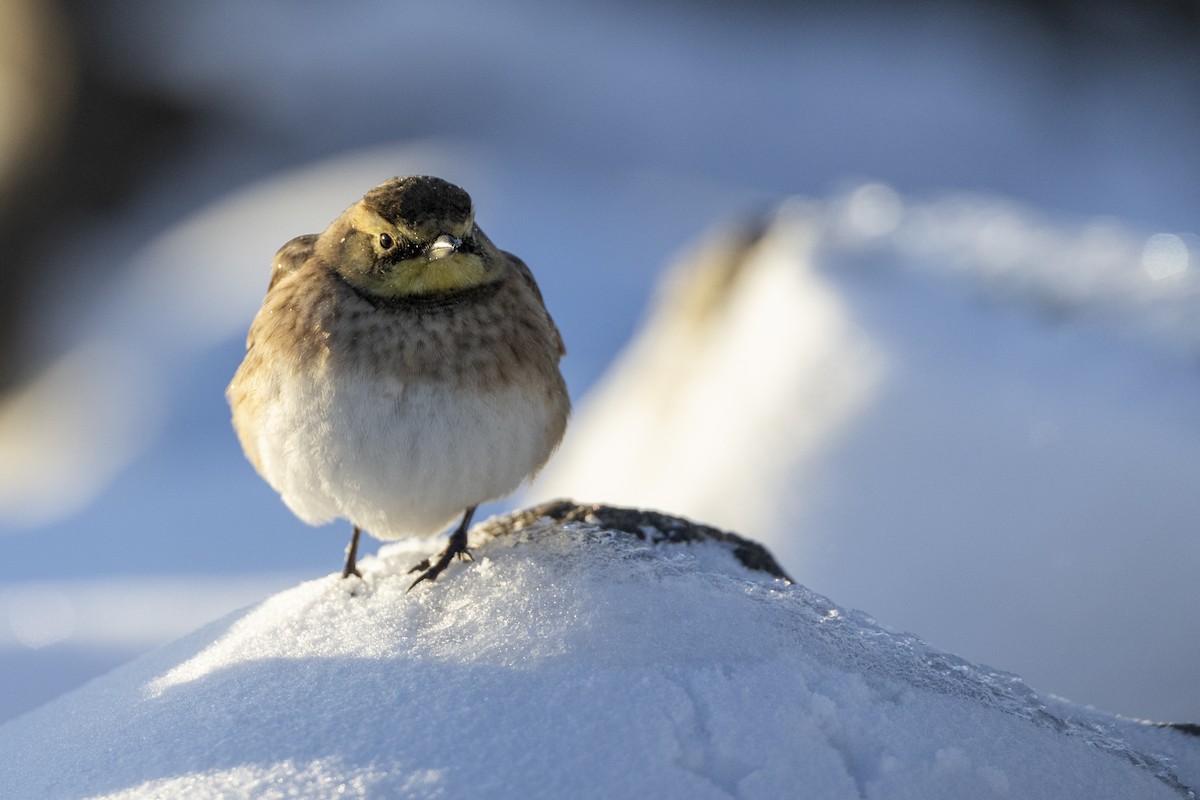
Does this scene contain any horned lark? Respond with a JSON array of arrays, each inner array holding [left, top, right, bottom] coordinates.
[[227, 176, 569, 588]]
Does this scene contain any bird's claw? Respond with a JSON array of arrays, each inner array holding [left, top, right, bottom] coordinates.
[[404, 505, 477, 592], [407, 543, 473, 591]]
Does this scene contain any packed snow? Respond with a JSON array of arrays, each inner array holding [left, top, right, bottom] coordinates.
[[0, 504, 1193, 799]]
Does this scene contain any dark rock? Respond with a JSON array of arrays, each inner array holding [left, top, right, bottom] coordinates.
[[478, 499, 794, 583], [1158, 722, 1200, 738]]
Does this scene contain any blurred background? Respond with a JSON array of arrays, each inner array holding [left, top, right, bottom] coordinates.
[[1, 0, 1198, 725]]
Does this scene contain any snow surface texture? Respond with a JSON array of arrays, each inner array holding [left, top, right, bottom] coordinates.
[[1, 502, 1194, 800]]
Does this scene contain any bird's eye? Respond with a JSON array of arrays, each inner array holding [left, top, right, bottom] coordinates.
[[378, 233, 394, 250]]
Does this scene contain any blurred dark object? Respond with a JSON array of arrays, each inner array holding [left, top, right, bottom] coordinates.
[[1014, 0, 1200, 41], [0, 0, 194, 392], [0, 0, 73, 392]]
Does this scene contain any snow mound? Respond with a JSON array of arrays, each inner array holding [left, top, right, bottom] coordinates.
[[0, 501, 1193, 799]]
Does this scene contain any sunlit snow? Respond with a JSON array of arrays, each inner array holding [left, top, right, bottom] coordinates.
[[0, 506, 1193, 799]]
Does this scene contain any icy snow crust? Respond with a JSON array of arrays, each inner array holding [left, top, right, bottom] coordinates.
[[0, 505, 1191, 799]]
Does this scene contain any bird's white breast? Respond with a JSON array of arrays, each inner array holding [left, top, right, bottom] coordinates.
[[249, 368, 558, 540]]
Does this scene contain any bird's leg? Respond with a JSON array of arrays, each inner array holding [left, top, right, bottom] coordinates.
[[341, 525, 363, 579], [408, 505, 477, 591]]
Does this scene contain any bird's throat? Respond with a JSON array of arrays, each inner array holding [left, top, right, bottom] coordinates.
[[337, 268, 504, 313], [383, 252, 490, 295]]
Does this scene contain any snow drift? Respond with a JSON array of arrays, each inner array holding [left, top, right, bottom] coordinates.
[[0, 501, 1194, 799]]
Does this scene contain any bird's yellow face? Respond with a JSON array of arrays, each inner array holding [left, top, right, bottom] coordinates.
[[317, 177, 500, 299]]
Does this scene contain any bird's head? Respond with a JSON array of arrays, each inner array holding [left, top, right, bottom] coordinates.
[[319, 176, 501, 297]]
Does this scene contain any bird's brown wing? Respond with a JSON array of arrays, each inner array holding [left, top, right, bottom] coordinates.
[[505, 251, 566, 358], [268, 233, 318, 290]]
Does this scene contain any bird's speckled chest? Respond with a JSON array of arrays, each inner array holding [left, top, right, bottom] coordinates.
[[251, 259, 558, 394]]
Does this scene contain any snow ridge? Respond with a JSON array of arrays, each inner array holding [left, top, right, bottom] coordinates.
[[487, 502, 1195, 797], [0, 502, 1192, 799]]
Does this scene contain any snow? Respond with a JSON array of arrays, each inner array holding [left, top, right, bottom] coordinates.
[[0, 504, 1192, 799], [531, 189, 1200, 724], [2, 0, 1199, 737], [0, 574, 305, 721]]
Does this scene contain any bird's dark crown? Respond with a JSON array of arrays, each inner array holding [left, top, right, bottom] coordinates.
[[362, 176, 473, 233]]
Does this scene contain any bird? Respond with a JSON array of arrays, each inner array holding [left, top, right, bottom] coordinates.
[[227, 176, 569, 589]]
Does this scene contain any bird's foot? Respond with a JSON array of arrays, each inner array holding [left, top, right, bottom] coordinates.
[[407, 536, 473, 591], [405, 506, 477, 591]]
